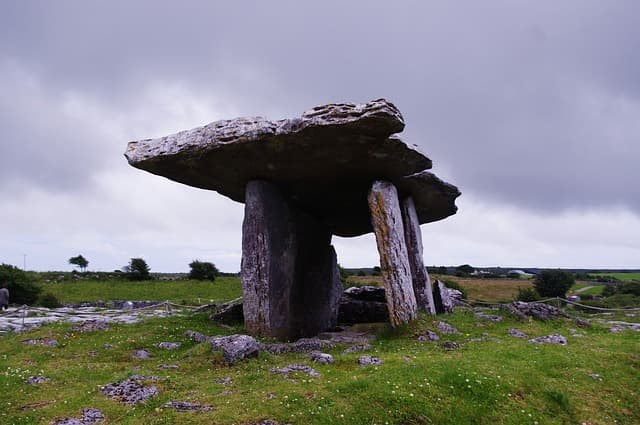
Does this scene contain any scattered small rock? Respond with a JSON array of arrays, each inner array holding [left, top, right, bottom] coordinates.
[[435, 321, 460, 334], [210, 334, 260, 364], [184, 330, 210, 343], [156, 342, 181, 350], [343, 343, 372, 353], [248, 420, 291, 425], [529, 334, 567, 345], [502, 302, 568, 321], [103, 344, 115, 349], [22, 338, 58, 347], [358, 355, 384, 366], [101, 375, 160, 404], [158, 364, 179, 369], [163, 401, 214, 412], [215, 377, 233, 385], [71, 320, 110, 333], [439, 340, 460, 350], [417, 330, 440, 342], [264, 337, 334, 355], [132, 349, 151, 359], [507, 328, 528, 338], [475, 312, 503, 322], [26, 375, 50, 385], [309, 351, 334, 364], [271, 364, 320, 378], [53, 407, 105, 425], [575, 318, 591, 328]]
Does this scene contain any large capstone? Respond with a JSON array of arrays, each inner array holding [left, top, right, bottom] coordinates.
[[126, 99, 459, 237]]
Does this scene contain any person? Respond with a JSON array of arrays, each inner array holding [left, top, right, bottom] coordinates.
[[0, 284, 9, 310]]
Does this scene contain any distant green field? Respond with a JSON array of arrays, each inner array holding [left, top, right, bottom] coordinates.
[[592, 272, 640, 282], [37, 277, 242, 305]]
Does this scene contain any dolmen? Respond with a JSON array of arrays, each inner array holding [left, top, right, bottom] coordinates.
[[125, 99, 460, 341]]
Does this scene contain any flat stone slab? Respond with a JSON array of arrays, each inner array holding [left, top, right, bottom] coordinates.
[[126, 99, 459, 236]]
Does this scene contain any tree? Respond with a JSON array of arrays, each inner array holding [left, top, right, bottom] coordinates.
[[455, 264, 474, 277], [68, 255, 89, 272], [123, 258, 151, 281], [534, 270, 575, 298], [188, 260, 219, 281], [0, 263, 41, 305], [372, 266, 381, 276]]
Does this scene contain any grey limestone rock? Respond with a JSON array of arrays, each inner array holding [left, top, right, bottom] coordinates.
[[210, 334, 260, 364], [156, 342, 181, 350], [368, 180, 418, 326], [435, 321, 460, 334], [163, 401, 214, 412], [309, 351, 335, 364], [71, 320, 110, 333], [475, 312, 504, 322], [126, 99, 460, 237], [358, 355, 384, 366], [507, 328, 528, 338], [53, 408, 105, 425], [271, 364, 321, 378], [101, 375, 160, 405], [432, 280, 462, 314], [26, 375, 51, 385], [402, 196, 436, 314], [263, 337, 335, 355], [132, 349, 151, 359], [529, 334, 567, 345], [343, 343, 372, 353], [417, 329, 440, 342], [343, 286, 386, 302], [184, 329, 210, 343], [440, 340, 461, 350], [502, 302, 568, 321], [242, 180, 342, 340]]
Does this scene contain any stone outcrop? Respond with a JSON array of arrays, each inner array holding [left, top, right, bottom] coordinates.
[[502, 302, 569, 321], [339, 286, 389, 324], [209, 334, 261, 364], [368, 181, 418, 326], [125, 98, 460, 340]]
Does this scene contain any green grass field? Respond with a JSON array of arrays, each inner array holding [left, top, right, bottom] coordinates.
[[1, 308, 638, 424], [37, 277, 242, 305], [591, 272, 640, 282]]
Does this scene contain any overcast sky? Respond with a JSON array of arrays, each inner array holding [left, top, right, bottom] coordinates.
[[1, 1, 639, 272]]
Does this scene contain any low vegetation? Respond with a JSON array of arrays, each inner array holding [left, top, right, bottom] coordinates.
[[1, 307, 638, 424]]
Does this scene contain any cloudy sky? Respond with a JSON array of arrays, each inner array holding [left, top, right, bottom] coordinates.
[[1, 1, 639, 272]]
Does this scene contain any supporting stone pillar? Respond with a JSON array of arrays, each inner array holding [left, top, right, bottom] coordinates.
[[368, 180, 418, 326], [401, 197, 436, 315], [241, 180, 342, 341]]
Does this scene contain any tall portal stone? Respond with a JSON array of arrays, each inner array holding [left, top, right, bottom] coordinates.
[[241, 180, 342, 340], [401, 197, 436, 315], [368, 181, 418, 326]]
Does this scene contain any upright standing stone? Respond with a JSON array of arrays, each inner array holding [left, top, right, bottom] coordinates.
[[241, 180, 342, 341], [401, 197, 436, 315], [368, 181, 418, 326]]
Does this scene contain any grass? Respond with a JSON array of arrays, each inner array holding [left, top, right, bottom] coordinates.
[[37, 278, 242, 305], [1, 306, 639, 424], [591, 272, 640, 282]]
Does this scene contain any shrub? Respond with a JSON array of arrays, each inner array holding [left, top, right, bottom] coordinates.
[[516, 287, 540, 302], [0, 264, 41, 305], [189, 260, 219, 281], [534, 270, 575, 298], [37, 292, 62, 308], [124, 258, 152, 281]]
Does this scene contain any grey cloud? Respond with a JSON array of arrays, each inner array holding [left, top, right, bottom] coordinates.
[[1, 1, 639, 213]]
